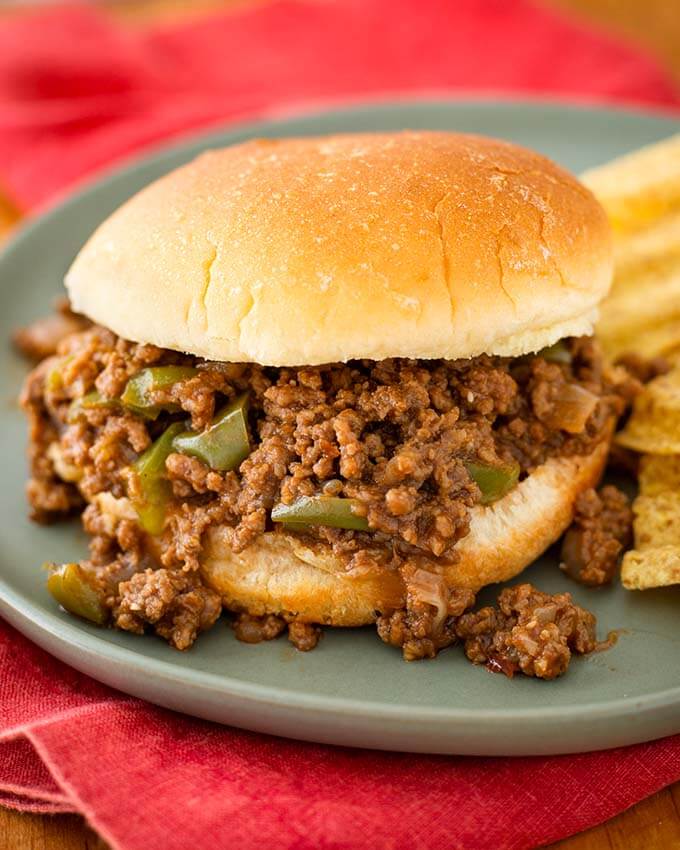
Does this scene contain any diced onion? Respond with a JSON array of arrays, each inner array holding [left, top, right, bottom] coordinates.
[[409, 569, 449, 636], [541, 384, 598, 434]]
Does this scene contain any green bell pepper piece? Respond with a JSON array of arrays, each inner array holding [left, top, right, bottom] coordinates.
[[121, 366, 198, 419], [171, 394, 250, 472], [131, 422, 184, 535], [465, 460, 520, 505], [46, 562, 108, 624], [45, 354, 75, 393], [67, 391, 122, 423], [271, 496, 369, 531], [539, 340, 572, 365], [45, 365, 64, 393]]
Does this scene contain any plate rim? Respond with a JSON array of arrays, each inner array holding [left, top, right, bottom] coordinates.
[[2, 578, 680, 723]]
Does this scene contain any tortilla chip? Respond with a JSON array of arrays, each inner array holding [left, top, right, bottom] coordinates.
[[613, 212, 680, 275], [600, 318, 680, 362], [666, 349, 680, 367], [639, 454, 680, 495], [600, 276, 680, 342], [581, 133, 680, 236], [616, 367, 680, 454], [588, 141, 680, 359], [632, 492, 680, 549], [621, 546, 680, 589], [622, 453, 680, 588], [597, 226, 680, 359], [588, 136, 680, 589]]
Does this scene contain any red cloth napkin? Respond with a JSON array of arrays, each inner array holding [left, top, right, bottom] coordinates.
[[0, 0, 678, 211], [1, 2, 679, 849], [3, 621, 680, 850]]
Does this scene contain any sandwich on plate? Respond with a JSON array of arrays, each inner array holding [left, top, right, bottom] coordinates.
[[19, 131, 633, 677]]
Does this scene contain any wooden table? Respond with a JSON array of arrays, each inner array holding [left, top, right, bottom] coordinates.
[[1, 2, 679, 848]]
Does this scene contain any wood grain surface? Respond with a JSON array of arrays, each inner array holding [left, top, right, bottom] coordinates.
[[1, 2, 678, 849], [1, 783, 679, 850]]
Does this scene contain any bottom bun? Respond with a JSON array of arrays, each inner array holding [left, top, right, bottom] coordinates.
[[201, 440, 609, 625]]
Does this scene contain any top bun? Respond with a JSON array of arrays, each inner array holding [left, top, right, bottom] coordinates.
[[66, 132, 612, 366]]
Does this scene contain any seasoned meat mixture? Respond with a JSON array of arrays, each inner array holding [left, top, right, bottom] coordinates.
[[13, 298, 91, 362], [455, 584, 597, 679], [20, 322, 624, 662], [377, 565, 476, 660], [114, 568, 222, 651], [232, 612, 321, 652], [560, 485, 633, 586]]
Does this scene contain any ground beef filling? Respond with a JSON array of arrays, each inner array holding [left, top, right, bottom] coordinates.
[[12, 297, 91, 362], [115, 568, 222, 651], [21, 325, 623, 660], [232, 612, 321, 652], [455, 584, 598, 680], [377, 566, 476, 661], [560, 485, 633, 587]]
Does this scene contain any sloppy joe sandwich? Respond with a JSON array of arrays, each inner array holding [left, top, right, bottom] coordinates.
[[19, 131, 628, 672]]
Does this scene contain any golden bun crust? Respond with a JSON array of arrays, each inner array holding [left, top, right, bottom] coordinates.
[[200, 441, 609, 625], [66, 132, 612, 366]]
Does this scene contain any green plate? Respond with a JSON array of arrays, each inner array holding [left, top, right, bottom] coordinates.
[[1, 100, 679, 756]]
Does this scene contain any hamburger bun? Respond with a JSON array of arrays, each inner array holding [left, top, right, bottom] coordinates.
[[66, 132, 612, 367]]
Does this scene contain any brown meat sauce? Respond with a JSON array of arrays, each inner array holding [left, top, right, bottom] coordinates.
[[560, 486, 633, 587], [455, 584, 598, 680], [20, 324, 627, 668]]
